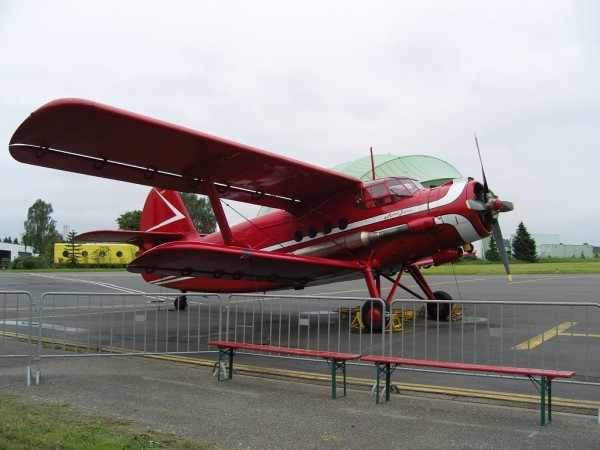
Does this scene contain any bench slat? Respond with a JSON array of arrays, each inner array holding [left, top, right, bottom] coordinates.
[[360, 356, 574, 379], [208, 340, 360, 361]]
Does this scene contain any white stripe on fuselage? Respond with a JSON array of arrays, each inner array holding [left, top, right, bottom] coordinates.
[[260, 178, 469, 253], [149, 275, 194, 286]]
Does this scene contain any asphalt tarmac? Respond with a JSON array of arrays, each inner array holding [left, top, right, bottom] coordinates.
[[1, 272, 600, 448], [2, 352, 599, 449]]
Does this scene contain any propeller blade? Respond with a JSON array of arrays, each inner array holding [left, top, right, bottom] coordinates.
[[500, 201, 514, 212], [474, 132, 489, 193], [473, 133, 513, 282], [492, 218, 512, 282], [466, 199, 489, 211]]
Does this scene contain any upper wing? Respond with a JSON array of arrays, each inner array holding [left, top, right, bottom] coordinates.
[[9, 99, 361, 210], [128, 241, 362, 285]]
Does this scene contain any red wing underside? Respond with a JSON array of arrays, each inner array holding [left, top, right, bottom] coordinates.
[[9, 99, 360, 210], [128, 241, 361, 286]]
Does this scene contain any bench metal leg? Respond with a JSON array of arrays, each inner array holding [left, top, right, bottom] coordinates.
[[328, 359, 348, 399], [531, 375, 554, 426], [372, 363, 398, 404], [540, 376, 553, 426], [214, 347, 235, 381]]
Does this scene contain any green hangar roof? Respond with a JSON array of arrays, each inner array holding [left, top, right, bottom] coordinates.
[[258, 154, 462, 215], [331, 154, 462, 187]]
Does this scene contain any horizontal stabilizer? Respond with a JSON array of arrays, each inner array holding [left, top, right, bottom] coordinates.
[[75, 230, 184, 247]]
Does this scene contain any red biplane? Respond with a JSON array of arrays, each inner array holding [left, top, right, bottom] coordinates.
[[9, 99, 513, 330]]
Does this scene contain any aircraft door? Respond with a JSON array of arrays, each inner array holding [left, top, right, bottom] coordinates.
[[427, 186, 442, 214]]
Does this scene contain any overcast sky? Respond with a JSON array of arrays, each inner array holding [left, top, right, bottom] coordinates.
[[1, 0, 599, 248]]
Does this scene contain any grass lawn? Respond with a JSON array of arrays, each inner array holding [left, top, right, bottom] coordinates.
[[424, 258, 600, 275], [0, 392, 216, 450]]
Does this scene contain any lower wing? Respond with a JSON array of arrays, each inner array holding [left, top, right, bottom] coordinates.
[[128, 241, 362, 286]]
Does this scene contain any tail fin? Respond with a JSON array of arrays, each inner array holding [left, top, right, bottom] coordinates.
[[74, 189, 197, 254], [140, 188, 197, 237]]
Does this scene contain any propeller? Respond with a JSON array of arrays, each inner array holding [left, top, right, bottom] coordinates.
[[468, 133, 514, 282]]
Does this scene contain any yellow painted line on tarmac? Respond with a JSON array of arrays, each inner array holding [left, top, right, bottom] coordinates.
[[513, 322, 578, 350], [568, 333, 600, 338], [0, 331, 30, 341]]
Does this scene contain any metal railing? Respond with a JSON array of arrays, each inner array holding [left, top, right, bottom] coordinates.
[[0, 291, 35, 385], [386, 299, 600, 385], [224, 294, 384, 358], [1, 290, 598, 388]]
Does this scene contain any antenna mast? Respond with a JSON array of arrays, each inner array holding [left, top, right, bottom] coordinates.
[[370, 147, 376, 180]]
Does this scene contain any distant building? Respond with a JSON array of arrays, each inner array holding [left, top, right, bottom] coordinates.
[[54, 243, 139, 265], [0, 242, 34, 263], [482, 233, 594, 259], [538, 243, 593, 259]]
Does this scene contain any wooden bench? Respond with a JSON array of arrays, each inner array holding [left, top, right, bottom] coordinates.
[[208, 340, 361, 399], [361, 355, 575, 426]]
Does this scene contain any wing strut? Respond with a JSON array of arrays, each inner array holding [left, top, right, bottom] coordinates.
[[203, 177, 239, 246]]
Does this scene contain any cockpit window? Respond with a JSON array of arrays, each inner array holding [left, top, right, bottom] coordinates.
[[388, 178, 423, 196], [357, 177, 423, 208]]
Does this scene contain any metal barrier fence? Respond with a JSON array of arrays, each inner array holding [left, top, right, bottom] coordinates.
[[1, 290, 598, 387], [0, 291, 34, 385], [223, 295, 600, 385], [28, 292, 222, 383], [224, 294, 384, 357], [386, 299, 600, 385]]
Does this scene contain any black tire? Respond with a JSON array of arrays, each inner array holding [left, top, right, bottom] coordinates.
[[361, 300, 389, 332], [427, 291, 452, 320], [174, 295, 188, 311]]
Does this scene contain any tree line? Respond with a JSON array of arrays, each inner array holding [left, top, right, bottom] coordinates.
[[5, 193, 216, 269], [485, 221, 537, 263]]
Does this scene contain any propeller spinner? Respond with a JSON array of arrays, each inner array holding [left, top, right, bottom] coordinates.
[[467, 133, 515, 281]]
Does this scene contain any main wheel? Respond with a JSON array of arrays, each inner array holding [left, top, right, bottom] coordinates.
[[427, 291, 452, 320], [361, 300, 389, 332], [174, 295, 188, 311]]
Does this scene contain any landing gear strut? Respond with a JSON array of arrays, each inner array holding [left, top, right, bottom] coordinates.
[[360, 262, 455, 331]]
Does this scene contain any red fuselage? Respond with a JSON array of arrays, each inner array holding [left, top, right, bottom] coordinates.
[[142, 177, 491, 293]]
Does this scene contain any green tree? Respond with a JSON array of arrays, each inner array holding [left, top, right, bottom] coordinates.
[[512, 221, 537, 262], [22, 199, 62, 260], [179, 192, 216, 233], [64, 230, 83, 268], [116, 210, 142, 231], [92, 245, 111, 266], [485, 235, 500, 262]]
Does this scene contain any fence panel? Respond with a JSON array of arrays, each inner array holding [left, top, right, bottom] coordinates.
[[387, 299, 600, 384], [33, 292, 222, 376], [225, 294, 385, 358], [0, 291, 34, 385]]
